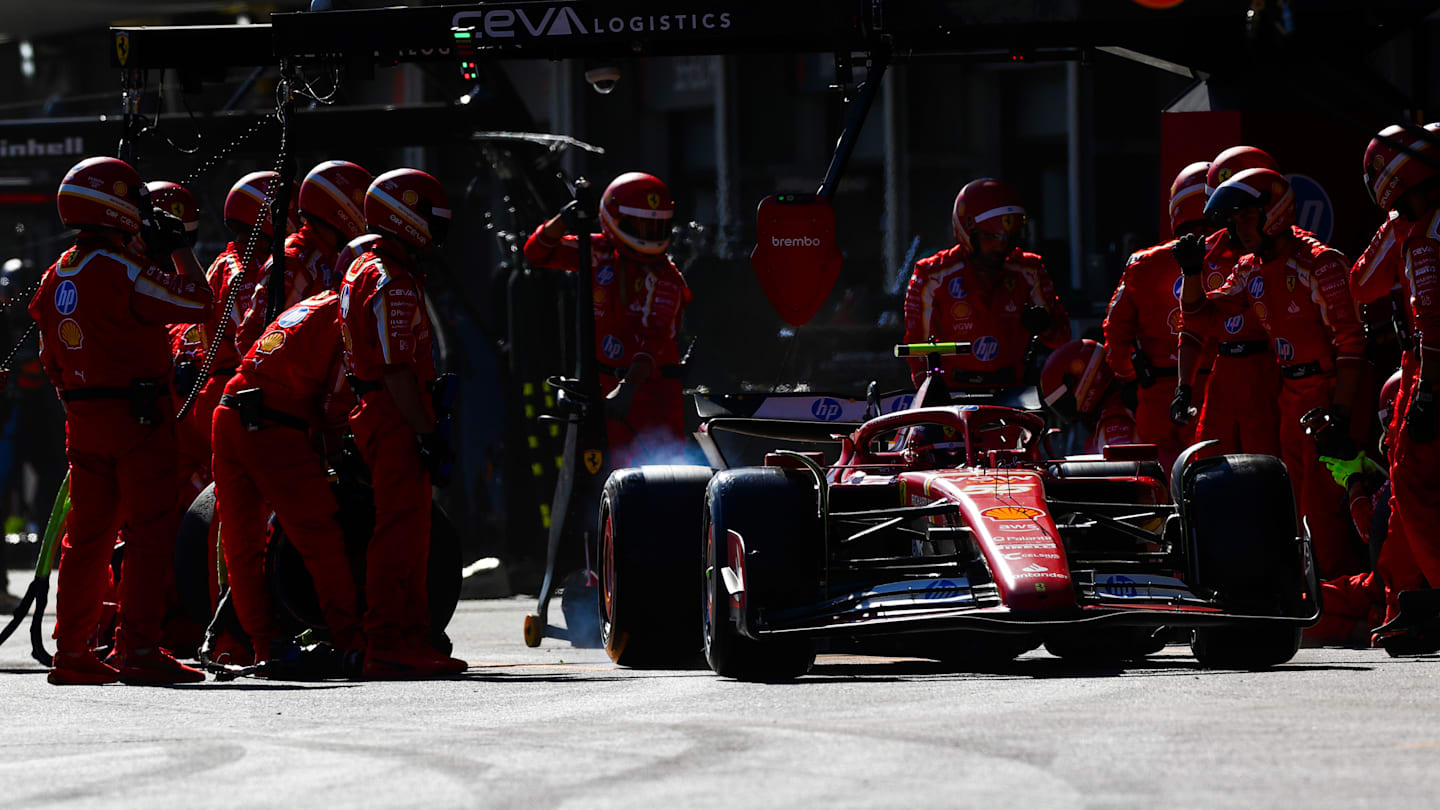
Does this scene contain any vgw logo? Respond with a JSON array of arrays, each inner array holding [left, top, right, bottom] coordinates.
[[811, 397, 844, 421]]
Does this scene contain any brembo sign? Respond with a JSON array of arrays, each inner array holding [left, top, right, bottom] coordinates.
[[451, 5, 734, 39]]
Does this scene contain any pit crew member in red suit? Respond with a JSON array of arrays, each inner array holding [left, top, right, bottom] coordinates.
[[168, 172, 296, 498], [340, 168, 465, 679], [1177, 168, 1366, 579], [1103, 162, 1213, 469], [1040, 339, 1137, 455], [237, 160, 371, 353], [212, 291, 361, 668], [903, 178, 1071, 390], [29, 157, 212, 685], [524, 172, 693, 469], [1171, 147, 1285, 458], [1361, 124, 1440, 644]]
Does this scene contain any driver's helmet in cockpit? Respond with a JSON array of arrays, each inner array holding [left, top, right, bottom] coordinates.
[[902, 423, 967, 469]]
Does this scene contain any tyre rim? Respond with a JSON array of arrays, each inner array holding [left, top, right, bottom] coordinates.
[[703, 517, 715, 655], [602, 509, 616, 626]]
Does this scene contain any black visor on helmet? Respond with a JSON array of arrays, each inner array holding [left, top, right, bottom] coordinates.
[[1204, 182, 1262, 226], [620, 215, 669, 243]]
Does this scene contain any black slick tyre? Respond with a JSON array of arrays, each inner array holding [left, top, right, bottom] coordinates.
[[1182, 454, 1304, 669], [702, 467, 818, 681], [598, 465, 714, 667]]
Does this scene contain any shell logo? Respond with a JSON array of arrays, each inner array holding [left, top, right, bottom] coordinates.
[[1254, 302, 1268, 320], [950, 301, 970, 318], [981, 506, 1044, 521], [1205, 271, 1224, 291], [58, 318, 84, 349], [1372, 153, 1385, 173], [402, 190, 419, 206], [256, 330, 286, 355], [182, 325, 205, 346], [1167, 307, 1183, 333], [352, 189, 365, 205], [113, 181, 128, 198]]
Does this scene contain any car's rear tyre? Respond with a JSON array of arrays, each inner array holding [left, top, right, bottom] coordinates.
[[1181, 453, 1305, 669], [599, 465, 714, 667], [268, 499, 463, 639], [702, 468, 818, 681], [173, 482, 220, 628]]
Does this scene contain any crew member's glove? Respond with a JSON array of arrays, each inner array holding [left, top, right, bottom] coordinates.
[[1170, 383, 1195, 426], [1119, 379, 1139, 412], [140, 210, 190, 261], [1020, 305, 1052, 336], [603, 378, 637, 424], [1171, 232, 1206, 277], [557, 199, 584, 230], [1319, 450, 1385, 489], [416, 431, 454, 486], [1407, 388, 1438, 443]]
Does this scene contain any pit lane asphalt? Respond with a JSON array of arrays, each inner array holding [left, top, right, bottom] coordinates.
[[2, 575, 1438, 810]]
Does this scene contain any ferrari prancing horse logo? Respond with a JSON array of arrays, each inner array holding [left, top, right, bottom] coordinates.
[[646, 192, 661, 209], [115, 32, 130, 66], [583, 449, 603, 475]]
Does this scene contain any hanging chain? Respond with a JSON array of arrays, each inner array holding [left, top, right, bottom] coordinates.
[[175, 66, 294, 421]]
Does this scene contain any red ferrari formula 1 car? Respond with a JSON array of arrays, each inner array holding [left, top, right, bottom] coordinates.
[[597, 345, 1320, 681]]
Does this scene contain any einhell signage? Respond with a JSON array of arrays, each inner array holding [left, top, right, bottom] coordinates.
[[0, 137, 85, 161]]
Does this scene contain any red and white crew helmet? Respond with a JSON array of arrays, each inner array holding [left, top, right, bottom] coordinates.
[[364, 168, 451, 251], [299, 160, 373, 240], [1169, 161, 1211, 234], [951, 178, 1026, 254], [335, 233, 383, 275], [1040, 339, 1115, 417], [224, 170, 298, 237], [1204, 167, 1295, 237], [1206, 146, 1278, 196], [1363, 123, 1440, 213], [599, 172, 674, 258], [57, 156, 145, 235], [146, 180, 200, 243]]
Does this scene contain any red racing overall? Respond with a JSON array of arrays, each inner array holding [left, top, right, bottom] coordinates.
[[340, 239, 436, 652], [1186, 235, 1366, 578], [29, 235, 213, 656], [1103, 240, 1198, 468], [170, 242, 263, 499], [236, 223, 336, 355], [213, 291, 360, 657], [523, 229, 691, 468], [1387, 207, 1440, 606], [903, 247, 1071, 388], [1189, 229, 1283, 457], [1086, 389, 1139, 455]]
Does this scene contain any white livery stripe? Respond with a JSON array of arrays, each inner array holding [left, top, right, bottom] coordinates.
[[616, 204, 673, 220], [58, 184, 140, 218], [308, 174, 364, 224], [974, 205, 1025, 223], [370, 187, 429, 234]]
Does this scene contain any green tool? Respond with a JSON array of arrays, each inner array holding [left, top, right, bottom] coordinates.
[[0, 471, 69, 666]]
